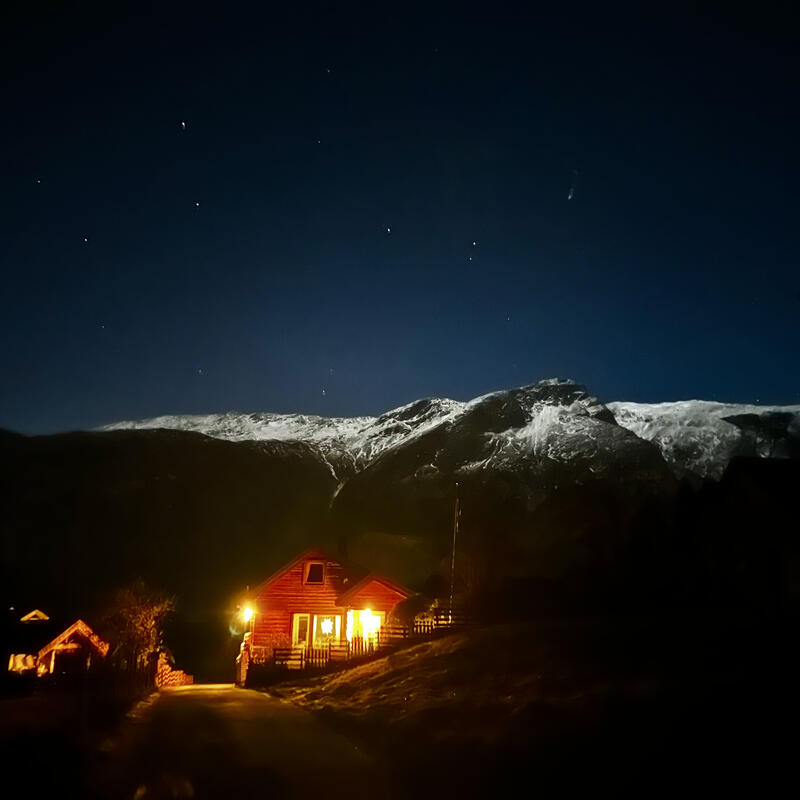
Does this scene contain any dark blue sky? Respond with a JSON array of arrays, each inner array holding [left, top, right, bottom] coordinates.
[[2, 2, 798, 434]]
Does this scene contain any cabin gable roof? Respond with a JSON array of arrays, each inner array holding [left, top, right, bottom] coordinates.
[[250, 547, 413, 607], [252, 546, 341, 596], [336, 573, 415, 606]]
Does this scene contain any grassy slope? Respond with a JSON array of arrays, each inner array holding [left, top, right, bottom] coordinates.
[[269, 620, 796, 794]]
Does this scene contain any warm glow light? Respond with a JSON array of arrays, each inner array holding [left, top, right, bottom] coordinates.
[[346, 610, 354, 642], [320, 617, 333, 635], [242, 606, 254, 623], [359, 608, 381, 639]]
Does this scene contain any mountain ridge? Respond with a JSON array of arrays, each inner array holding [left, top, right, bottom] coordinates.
[[4, 379, 798, 678], [99, 379, 800, 480]]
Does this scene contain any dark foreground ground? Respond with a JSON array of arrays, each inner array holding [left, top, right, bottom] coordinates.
[[95, 685, 382, 799], [267, 617, 800, 795], [3, 618, 798, 798]]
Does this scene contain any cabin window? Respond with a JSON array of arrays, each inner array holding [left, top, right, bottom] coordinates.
[[304, 561, 324, 584], [345, 609, 385, 642], [292, 613, 310, 646], [312, 615, 341, 646]]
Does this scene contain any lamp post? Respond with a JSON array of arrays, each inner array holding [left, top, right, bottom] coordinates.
[[238, 602, 255, 687], [242, 604, 254, 639]]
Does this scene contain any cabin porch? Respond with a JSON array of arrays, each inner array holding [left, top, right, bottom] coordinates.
[[238, 611, 468, 683]]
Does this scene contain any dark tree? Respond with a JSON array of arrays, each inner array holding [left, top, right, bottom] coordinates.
[[103, 579, 175, 676]]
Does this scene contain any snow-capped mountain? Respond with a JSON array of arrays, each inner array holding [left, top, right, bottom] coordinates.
[[7, 380, 797, 647], [101, 396, 467, 473], [100, 380, 800, 480], [329, 381, 675, 543], [100, 380, 631, 480], [608, 400, 800, 479]]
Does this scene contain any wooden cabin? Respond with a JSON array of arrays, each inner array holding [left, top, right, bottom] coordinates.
[[5, 610, 109, 677], [237, 547, 413, 678]]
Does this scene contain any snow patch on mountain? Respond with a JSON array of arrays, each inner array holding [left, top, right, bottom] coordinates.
[[474, 389, 659, 480], [478, 407, 608, 475], [99, 382, 800, 481], [102, 398, 467, 469], [102, 411, 371, 445], [510, 405, 607, 459], [352, 397, 466, 463], [608, 400, 800, 479]]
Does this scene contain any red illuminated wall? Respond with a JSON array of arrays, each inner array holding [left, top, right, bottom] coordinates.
[[251, 550, 347, 649]]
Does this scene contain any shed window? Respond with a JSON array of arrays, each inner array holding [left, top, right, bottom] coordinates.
[[304, 561, 324, 584]]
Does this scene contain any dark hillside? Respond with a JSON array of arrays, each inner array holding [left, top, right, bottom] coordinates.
[[0, 429, 338, 678], [329, 387, 680, 612], [1, 423, 797, 679], [271, 619, 800, 793]]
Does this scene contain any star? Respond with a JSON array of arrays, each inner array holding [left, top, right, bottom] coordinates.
[[472, 241, 477, 246], [386, 227, 391, 233], [83, 236, 89, 243], [35, 178, 41, 184], [180, 121, 187, 130], [194, 201, 200, 208], [197, 368, 204, 376], [321, 388, 326, 396]]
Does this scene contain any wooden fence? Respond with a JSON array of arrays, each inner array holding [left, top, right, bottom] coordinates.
[[264, 611, 471, 672]]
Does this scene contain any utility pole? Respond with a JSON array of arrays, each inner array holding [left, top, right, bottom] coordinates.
[[448, 482, 460, 623]]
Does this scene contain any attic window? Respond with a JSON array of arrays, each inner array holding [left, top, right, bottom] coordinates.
[[304, 561, 324, 584]]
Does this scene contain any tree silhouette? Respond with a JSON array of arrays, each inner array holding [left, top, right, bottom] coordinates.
[[103, 579, 175, 675]]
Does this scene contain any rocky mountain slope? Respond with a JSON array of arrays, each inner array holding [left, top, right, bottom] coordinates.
[[102, 380, 800, 480], [608, 400, 800, 479]]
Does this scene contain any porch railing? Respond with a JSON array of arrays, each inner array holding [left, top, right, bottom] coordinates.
[[264, 611, 471, 671]]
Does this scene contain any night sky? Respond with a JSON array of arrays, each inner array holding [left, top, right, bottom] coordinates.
[[2, 3, 798, 435]]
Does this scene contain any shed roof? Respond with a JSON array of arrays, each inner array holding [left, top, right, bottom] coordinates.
[[336, 573, 415, 606], [3, 613, 108, 659], [37, 619, 109, 661]]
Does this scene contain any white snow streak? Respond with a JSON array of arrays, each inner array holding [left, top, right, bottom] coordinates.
[[98, 388, 800, 480]]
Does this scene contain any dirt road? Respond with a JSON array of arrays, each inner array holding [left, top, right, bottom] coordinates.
[[97, 684, 384, 799]]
